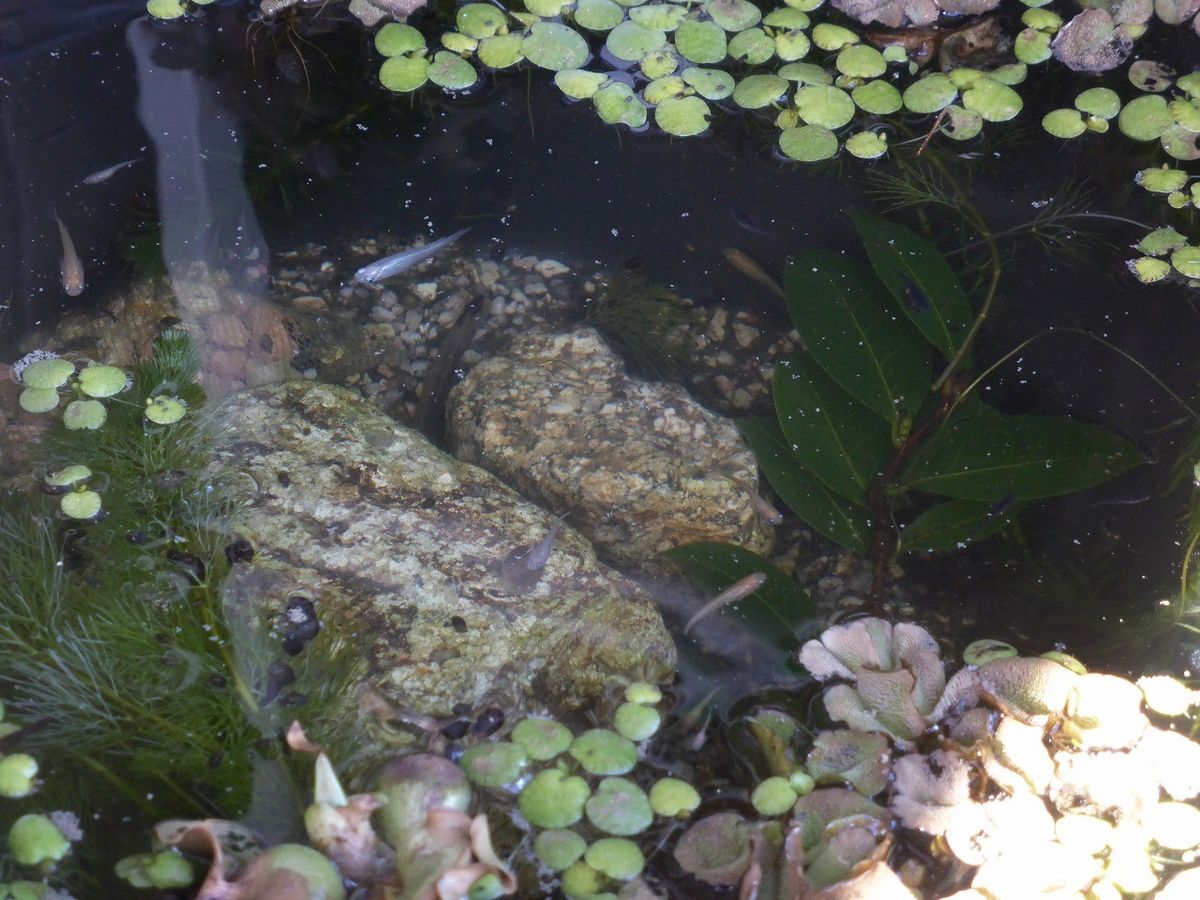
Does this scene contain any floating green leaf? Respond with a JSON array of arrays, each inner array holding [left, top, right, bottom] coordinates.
[[1042, 108, 1086, 138], [21, 358, 73, 390], [575, 0, 625, 31], [63, 399, 107, 431], [763, 8, 810, 28], [733, 74, 788, 110], [1014, 28, 1052, 64], [989, 63, 1027, 86], [774, 30, 811, 62], [523, 22, 589, 71], [1170, 99, 1200, 133], [961, 78, 1022, 122], [1136, 167, 1188, 193], [380, 55, 429, 92], [1162, 124, 1200, 161], [644, 75, 686, 105], [681, 67, 734, 100], [779, 62, 832, 85], [774, 353, 891, 503], [901, 498, 1023, 553], [836, 45, 885, 79], [662, 542, 813, 650], [942, 105, 982, 140], [739, 417, 869, 553], [655, 95, 711, 136], [640, 49, 678, 79], [457, 4, 505, 39], [1173, 246, 1200, 278], [1021, 8, 1062, 32], [704, 0, 762, 31], [427, 51, 478, 90], [629, 4, 687, 30], [784, 251, 930, 425], [1128, 59, 1174, 93], [844, 130, 887, 159], [811, 23, 857, 50], [728, 28, 775, 65], [674, 19, 727, 64], [1127, 256, 1172, 283], [794, 85, 854, 129], [606, 20, 667, 61], [18, 388, 59, 414], [525, 0, 571, 13], [478, 33, 525, 69], [1075, 86, 1120, 119], [441, 32, 478, 55], [901, 415, 1143, 500], [902, 74, 957, 114], [850, 80, 901, 114], [594, 82, 648, 127], [1136, 226, 1187, 256], [852, 212, 973, 361], [555, 68, 608, 99], [1118, 95, 1174, 140], [375, 23, 426, 57], [146, 0, 185, 20], [779, 125, 838, 161]]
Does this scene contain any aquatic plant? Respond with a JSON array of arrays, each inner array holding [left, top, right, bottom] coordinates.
[[739, 213, 1143, 595], [582, 274, 696, 380]]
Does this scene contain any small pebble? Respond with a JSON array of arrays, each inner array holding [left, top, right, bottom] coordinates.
[[708, 308, 728, 342], [292, 295, 328, 311], [535, 258, 570, 278], [413, 282, 438, 303], [733, 322, 760, 348]]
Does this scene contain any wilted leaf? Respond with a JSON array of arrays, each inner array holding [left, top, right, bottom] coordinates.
[[901, 414, 1144, 499], [784, 250, 931, 427], [740, 417, 871, 553]]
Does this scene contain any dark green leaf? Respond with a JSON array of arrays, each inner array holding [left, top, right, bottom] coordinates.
[[773, 353, 892, 505], [784, 250, 931, 427], [900, 498, 1023, 553], [740, 416, 870, 553], [661, 541, 813, 652], [851, 212, 974, 361], [901, 414, 1145, 500]]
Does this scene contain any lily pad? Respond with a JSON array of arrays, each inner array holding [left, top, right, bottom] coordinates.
[[534, 830, 587, 871], [456, 4, 505, 39], [554, 68, 607, 99], [606, 20, 667, 61], [570, 728, 638, 775], [77, 364, 127, 398], [942, 105, 983, 140], [681, 67, 735, 100], [585, 777, 653, 836], [779, 125, 839, 161], [644, 76, 687, 105], [763, 8, 810, 28], [779, 62, 833, 85], [704, 0, 762, 32], [375, 23, 426, 57], [845, 131, 887, 159], [640, 49, 678, 79], [961, 78, 1022, 122], [1162, 123, 1200, 160], [836, 45, 885, 79], [732, 74, 788, 110], [1015, 29, 1052, 64], [63, 399, 107, 431], [523, 22, 590, 71], [851, 80, 901, 114], [1129, 59, 1175, 92], [1170, 98, 1200, 132], [61, 489, 102, 520], [144, 395, 186, 425], [585, 837, 645, 880], [902, 74, 958, 114], [477, 33, 525, 69], [440, 32, 478, 55], [525, 0, 572, 14], [1043, 108, 1086, 138], [427, 51, 478, 90], [774, 30, 811, 61], [1136, 167, 1188, 193], [795, 85, 855, 129], [1128, 256, 1172, 283], [629, 4, 687, 30], [1136, 226, 1187, 256], [18, 388, 59, 414], [380, 55, 430, 92], [459, 742, 528, 788], [146, 0, 185, 20], [1119, 94, 1174, 140], [574, 0, 625, 31], [1075, 86, 1120, 118], [811, 23, 857, 51], [988, 63, 1027, 86], [20, 357, 74, 390], [1180, 72, 1200, 99], [1021, 8, 1063, 31], [512, 718, 574, 760], [519, 770, 590, 829], [1172, 246, 1200, 278], [655, 95, 711, 136], [593, 82, 648, 127], [45, 465, 91, 488], [948, 68, 983, 90], [728, 28, 775, 65], [674, 19, 726, 64]]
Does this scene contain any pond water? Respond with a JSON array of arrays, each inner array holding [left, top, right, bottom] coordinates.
[[2, 1, 1200, 898]]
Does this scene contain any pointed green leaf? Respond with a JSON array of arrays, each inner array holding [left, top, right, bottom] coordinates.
[[784, 250, 930, 427], [773, 353, 892, 504], [901, 414, 1144, 500], [900, 498, 1023, 553], [740, 416, 870, 553], [661, 542, 813, 651], [851, 212, 973, 362]]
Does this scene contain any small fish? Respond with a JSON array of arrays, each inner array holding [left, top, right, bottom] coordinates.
[[81, 157, 141, 185], [353, 227, 470, 285], [53, 212, 85, 296], [1091, 490, 1152, 509], [732, 208, 772, 235], [683, 571, 768, 635], [748, 491, 784, 525], [499, 514, 567, 593], [899, 273, 931, 313], [723, 247, 786, 300]]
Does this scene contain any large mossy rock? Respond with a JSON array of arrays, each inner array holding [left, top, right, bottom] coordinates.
[[211, 380, 675, 737], [447, 328, 773, 572]]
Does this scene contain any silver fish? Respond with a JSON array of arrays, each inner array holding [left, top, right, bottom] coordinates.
[[53, 213, 85, 296], [683, 571, 767, 635], [81, 157, 141, 185], [353, 227, 470, 285], [525, 516, 564, 572]]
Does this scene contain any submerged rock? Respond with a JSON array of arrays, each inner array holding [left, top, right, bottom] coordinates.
[[447, 328, 773, 572], [210, 380, 675, 739]]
